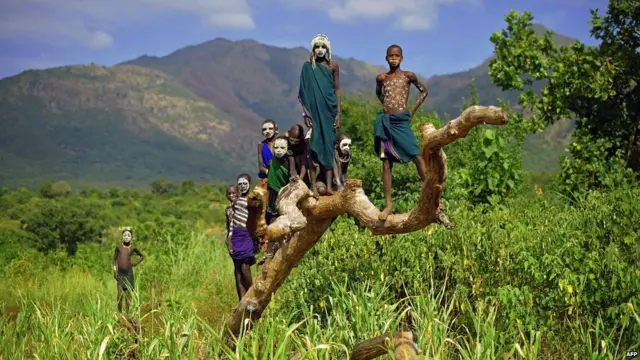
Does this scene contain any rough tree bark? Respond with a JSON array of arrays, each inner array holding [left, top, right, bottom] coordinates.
[[350, 332, 421, 360], [223, 105, 508, 342]]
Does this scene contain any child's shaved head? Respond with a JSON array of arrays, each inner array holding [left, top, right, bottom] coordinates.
[[289, 124, 304, 139], [386, 44, 403, 56]]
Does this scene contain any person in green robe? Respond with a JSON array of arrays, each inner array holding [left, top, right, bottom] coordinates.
[[298, 33, 341, 197], [262, 136, 296, 261]]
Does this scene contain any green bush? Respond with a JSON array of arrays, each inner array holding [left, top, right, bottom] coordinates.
[[20, 202, 103, 255]]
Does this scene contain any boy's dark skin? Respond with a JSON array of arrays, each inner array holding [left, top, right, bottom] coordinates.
[[287, 124, 308, 184], [113, 231, 144, 314], [303, 42, 341, 198], [375, 45, 429, 220], [225, 185, 238, 254]]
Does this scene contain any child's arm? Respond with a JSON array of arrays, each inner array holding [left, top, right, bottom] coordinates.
[[298, 98, 313, 128], [333, 150, 342, 186], [407, 72, 428, 117], [375, 74, 385, 104], [298, 155, 307, 182], [333, 63, 342, 129], [113, 247, 118, 279], [132, 247, 145, 266], [257, 143, 268, 176], [288, 156, 298, 182], [225, 208, 233, 253]]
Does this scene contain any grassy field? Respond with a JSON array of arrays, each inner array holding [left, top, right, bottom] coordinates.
[[0, 177, 638, 359]]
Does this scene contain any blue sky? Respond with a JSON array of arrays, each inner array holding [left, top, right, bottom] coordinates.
[[0, 0, 608, 80]]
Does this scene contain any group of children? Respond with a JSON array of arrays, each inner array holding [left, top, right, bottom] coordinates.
[[223, 33, 434, 300], [224, 119, 352, 300]]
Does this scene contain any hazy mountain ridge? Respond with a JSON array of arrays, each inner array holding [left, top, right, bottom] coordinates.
[[0, 24, 576, 187]]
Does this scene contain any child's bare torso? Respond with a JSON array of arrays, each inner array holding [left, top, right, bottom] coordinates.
[[381, 72, 411, 115]]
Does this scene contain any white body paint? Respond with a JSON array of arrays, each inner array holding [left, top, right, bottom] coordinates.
[[273, 138, 288, 158], [339, 138, 351, 154], [237, 177, 250, 194], [262, 122, 275, 139]]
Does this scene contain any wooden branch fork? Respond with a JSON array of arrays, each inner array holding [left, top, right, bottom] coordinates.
[[223, 106, 508, 346]]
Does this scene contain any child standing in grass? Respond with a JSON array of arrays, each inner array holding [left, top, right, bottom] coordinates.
[[113, 227, 145, 314], [224, 184, 238, 254], [229, 174, 256, 300]]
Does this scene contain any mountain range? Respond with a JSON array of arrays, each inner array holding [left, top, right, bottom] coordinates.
[[0, 24, 575, 188]]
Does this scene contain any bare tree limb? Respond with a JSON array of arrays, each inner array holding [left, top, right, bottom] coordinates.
[[224, 105, 508, 342], [350, 332, 420, 360]]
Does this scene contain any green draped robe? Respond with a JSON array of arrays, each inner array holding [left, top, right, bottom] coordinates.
[[267, 159, 289, 217], [298, 61, 338, 170]]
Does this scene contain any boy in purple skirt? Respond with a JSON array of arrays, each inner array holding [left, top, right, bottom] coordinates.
[[229, 173, 256, 300]]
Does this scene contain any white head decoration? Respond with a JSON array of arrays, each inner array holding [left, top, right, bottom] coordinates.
[[122, 228, 133, 243], [339, 138, 351, 154], [237, 176, 250, 194], [311, 34, 331, 68], [262, 121, 276, 139], [273, 138, 289, 158]]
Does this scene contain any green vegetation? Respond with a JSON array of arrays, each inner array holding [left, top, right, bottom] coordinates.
[[489, 2, 640, 197], [1, 1, 639, 358]]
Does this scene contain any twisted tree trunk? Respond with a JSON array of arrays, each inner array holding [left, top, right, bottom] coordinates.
[[350, 332, 420, 360], [224, 105, 508, 341]]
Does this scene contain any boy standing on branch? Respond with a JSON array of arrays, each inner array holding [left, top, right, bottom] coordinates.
[[298, 33, 341, 197], [374, 44, 429, 220]]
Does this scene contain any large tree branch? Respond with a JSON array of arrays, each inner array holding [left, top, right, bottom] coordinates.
[[224, 105, 508, 342], [350, 332, 420, 360]]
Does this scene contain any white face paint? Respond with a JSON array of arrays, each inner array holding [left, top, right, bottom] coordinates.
[[122, 231, 132, 242], [314, 46, 327, 58], [237, 177, 250, 194], [339, 138, 351, 154], [262, 122, 275, 139], [273, 138, 288, 158]]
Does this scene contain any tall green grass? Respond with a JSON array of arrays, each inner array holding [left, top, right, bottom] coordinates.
[[1, 225, 638, 359]]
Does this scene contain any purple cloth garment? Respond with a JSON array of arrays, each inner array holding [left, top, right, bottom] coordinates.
[[230, 228, 255, 260]]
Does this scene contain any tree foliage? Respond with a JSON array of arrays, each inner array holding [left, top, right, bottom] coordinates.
[[489, 2, 639, 195], [20, 202, 102, 255]]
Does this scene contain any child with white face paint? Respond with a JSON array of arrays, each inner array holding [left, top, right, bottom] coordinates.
[[332, 132, 352, 191], [260, 135, 298, 261], [298, 33, 342, 198], [266, 136, 296, 218], [257, 119, 278, 180], [113, 227, 144, 314], [229, 174, 256, 300]]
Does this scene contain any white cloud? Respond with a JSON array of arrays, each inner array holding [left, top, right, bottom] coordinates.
[[276, 0, 479, 31], [0, 0, 256, 48], [89, 31, 114, 49]]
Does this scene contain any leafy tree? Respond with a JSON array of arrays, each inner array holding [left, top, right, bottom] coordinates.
[[51, 181, 71, 197], [150, 178, 178, 195], [108, 187, 119, 198], [40, 181, 72, 198], [39, 181, 54, 198], [179, 179, 196, 195], [488, 2, 639, 195], [20, 202, 102, 255], [445, 79, 527, 204]]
